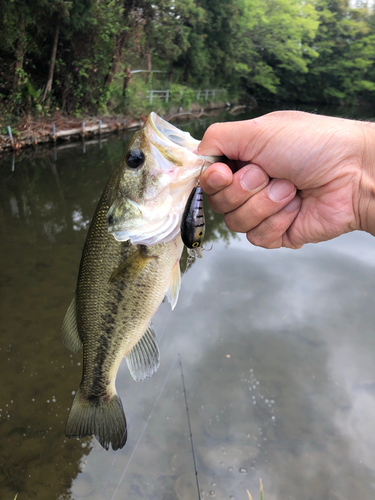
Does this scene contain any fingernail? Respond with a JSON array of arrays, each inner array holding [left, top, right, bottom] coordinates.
[[285, 195, 302, 212], [207, 172, 228, 189], [269, 179, 295, 202], [240, 166, 268, 192]]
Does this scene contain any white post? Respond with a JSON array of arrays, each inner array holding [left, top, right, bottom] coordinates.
[[7, 126, 13, 143]]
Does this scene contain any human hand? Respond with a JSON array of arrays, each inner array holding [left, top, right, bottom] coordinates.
[[199, 111, 375, 249]]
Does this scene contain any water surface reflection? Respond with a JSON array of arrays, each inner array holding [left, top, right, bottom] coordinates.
[[1, 107, 375, 499]]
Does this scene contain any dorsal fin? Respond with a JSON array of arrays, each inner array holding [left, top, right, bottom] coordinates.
[[126, 324, 160, 381], [61, 292, 83, 353]]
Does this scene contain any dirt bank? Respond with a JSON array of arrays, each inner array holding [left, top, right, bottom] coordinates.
[[0, 102, 233, 153], [0, 113, 145, 153]]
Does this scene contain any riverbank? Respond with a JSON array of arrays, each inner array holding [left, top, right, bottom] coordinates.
[[0, 101, 239, 153], [0, 113, 144, 153]]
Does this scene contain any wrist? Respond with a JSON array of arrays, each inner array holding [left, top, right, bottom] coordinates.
[[358, 121, 375, 236]]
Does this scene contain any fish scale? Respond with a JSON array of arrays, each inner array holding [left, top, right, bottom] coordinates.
[[61, 112, 217, 451], [62, 161, 183, 450]]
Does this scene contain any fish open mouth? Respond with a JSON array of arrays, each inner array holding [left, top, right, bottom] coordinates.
[[108, 113, 219, 247], [148, 112, 201, 153]]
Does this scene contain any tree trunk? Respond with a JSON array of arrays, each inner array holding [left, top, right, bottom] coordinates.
[[62, 77, 70, 112], [122, 67, 132, 97], [168, 61, 174, 83], [105, 31, 128, 88], [183, 62, 189, 84], [12, 20, 26, 97], [42, 16, 60, 105], [145, 43, 152, 83]]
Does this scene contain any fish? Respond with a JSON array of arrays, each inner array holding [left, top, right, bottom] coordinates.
[[180, 184, 205, 258], [61, 112, 218, 451]]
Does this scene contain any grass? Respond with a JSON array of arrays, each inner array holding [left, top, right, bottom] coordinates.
[[247, 478, 264, 500]]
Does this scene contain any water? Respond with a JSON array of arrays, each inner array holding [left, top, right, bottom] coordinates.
[[1, 104, 375, 500]]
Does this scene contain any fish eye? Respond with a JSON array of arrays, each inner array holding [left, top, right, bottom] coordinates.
[[126, 149, 145, 169]]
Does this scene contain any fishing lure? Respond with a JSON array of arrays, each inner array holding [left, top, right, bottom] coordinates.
[[181, 178, 205, 258]]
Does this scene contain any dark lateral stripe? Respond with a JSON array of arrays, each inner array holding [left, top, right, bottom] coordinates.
[[195, 223, 205, 227], [196, 215, 204, 218]]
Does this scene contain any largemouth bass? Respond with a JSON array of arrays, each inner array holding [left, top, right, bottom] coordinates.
[[62, 113, 217, 451]]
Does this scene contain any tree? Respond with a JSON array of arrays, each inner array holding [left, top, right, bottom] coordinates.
[[232, 0, 319, 95], [279, 0, 375, 103]]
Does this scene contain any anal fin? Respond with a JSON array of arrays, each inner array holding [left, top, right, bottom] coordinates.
[[126, 324, 160, 381], [61, 292, 83, 353]]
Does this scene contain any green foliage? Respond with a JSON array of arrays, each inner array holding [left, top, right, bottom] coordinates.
[[1, 0, 375, 114], [277, 0, 375, 103], [2, 125, 20, 137], [106, 73, 228, 118]]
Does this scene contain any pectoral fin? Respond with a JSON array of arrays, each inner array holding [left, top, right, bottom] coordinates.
[[126, 324, 160, 381], [61, 292, 83, 353], [109, 247, 155, 283], [166, 260, 181, 310]]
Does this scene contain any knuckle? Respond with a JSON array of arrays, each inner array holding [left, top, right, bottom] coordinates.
[[247, 231, 278, 249], [203, 123, 224, 144], [246, 225, 282, 249], [219, 190, 234, 210], [210, 189, 235, 214], [246, 231, 263, 247], [206, 122, 222, 136], [247, 205, 264, 223], [208, 195, 225, 214], [244, 198, 266, 219], [266, 217, 285, 234], [224, 212, 245, 233]]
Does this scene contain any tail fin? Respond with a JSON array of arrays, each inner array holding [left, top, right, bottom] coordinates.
[[65, 387, 127, 451]]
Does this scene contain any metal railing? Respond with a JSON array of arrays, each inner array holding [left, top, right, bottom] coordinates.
[[146, 89, 225, 104]]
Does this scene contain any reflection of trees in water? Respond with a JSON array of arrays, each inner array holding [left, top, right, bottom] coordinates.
[[0, 130, 235, 499], [0, 133, 235, 271], [0, 138, 125, 244], [0, 142, 126, 499]]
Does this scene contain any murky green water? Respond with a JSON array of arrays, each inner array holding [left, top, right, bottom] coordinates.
[[1, 104, 375, 500]]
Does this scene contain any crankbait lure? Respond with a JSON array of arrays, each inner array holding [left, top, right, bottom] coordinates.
[[181, 177, 205, 259]]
